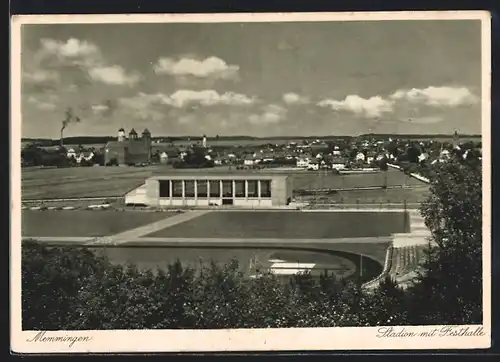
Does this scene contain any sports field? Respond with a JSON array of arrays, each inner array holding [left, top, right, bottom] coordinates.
[[86, 244, 386, 282], [146, 211, 409, 239], [23, 208, 395, 283], [21, 210, 177, 237]]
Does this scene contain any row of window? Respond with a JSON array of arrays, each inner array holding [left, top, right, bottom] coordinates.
[[159, 180, 271, 198]]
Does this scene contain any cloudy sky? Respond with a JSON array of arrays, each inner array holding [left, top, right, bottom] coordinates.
[[20, 20, 482, 138]]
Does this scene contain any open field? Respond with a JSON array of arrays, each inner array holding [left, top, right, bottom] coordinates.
[[21, 166, 159, 199], [22, 163, 428, 202], [300, 187, 430, 205], [146, 211, 409, 239], [291, 168, 426, 191], [21, 210, 177, 237], [41, 144, 106, 152], [169, 136, 481, 147]]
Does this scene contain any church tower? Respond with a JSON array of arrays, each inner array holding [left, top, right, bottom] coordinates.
[[129, 128, 138, 140], [453, 129, 460, 149], [118, 128, 126, 142], [142, 128, 152, 161], [202, 134, 207, 148]]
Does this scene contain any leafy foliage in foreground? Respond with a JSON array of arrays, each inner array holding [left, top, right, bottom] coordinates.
[[22, 244, 409, 330], [22, 157, 482, 329]]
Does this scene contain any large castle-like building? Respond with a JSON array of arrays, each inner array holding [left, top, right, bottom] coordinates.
[[104, 128, 152, 166]]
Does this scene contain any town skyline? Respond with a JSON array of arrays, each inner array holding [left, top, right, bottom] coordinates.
[[21, 20, 482, 139]]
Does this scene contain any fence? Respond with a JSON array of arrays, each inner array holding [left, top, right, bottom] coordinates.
[[302, 200, 419, 211], [22, 197, 423, 212]]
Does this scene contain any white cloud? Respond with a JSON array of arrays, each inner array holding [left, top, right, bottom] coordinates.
[[37, 38, 102, 69], [168, 90, 255, 107], [119, 92, 163, 109], [249, 104, 288, 124], [91, 104, 109, 113], [283, 92, 309, 104], [88, 65, 141, 86], [121, 90, 256, 110], [23, 70, 59, 84], [390, 86, 478, 107], [153, 56, 239, 80], [30, 38, 141, 88], [27, 96, 57, 111], [318, 95, 393, 118], [40, 38, 100, 59], [118, 94, 165, 121]]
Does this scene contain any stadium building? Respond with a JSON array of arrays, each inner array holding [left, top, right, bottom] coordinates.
[[125, 173, 293, 208]]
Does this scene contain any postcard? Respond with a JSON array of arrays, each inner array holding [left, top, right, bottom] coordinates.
[[10, 11, 491, 353]]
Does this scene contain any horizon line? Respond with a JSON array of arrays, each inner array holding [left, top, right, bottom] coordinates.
[[22, 132, 483, 141]]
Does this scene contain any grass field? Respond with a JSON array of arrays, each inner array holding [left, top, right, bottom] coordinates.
[[21, 166, 159, 199], [146, 211, 409, 239], [41, 144, 106, 151], [291, 168, 426, 191], [299, 187, 430, 205], [22, 164, 428, 202], [21, 210, 176, 237]]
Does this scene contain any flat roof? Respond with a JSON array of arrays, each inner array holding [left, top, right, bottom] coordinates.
[[148, 173, 289, 181]]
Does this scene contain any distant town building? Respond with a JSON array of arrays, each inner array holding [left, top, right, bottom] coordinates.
[[307, 159, 320, 171], [75, 151, 94, 164], [66, 148, 77, 159], [355, 152, 366, 162], [331, 157, 348, 170], [244, 155, 256, 166], [104, 128, 152, 166], [159, 151, 169, 164], [297, 156, 311, 168]]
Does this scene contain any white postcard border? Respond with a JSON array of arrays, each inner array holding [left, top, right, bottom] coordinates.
[[10, 11, 492, 353]]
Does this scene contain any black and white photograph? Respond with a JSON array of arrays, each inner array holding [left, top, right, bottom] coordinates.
[[10, 11, 491, 353]]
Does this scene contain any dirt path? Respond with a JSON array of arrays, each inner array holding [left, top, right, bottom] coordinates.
[[85, 210, 212, 245]]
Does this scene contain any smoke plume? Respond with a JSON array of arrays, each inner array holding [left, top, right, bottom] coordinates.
[[60, 107, 81, 147], [61, 107, 81, 132]]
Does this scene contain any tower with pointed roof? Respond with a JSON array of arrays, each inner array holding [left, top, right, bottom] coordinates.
[[142, 128, 152, 160], [453, 129, 460, 149], [129, 128, 138, 140], [118, 127, 126, 142]]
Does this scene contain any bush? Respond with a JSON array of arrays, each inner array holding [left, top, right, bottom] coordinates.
[[23, 242, 403, 330]]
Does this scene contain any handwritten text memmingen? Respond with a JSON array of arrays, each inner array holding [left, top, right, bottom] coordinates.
[[26, 331, 92, 347]]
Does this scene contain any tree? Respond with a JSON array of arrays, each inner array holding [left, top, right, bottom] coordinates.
[[365, 276, 409, 326], [386, 142, 399, 159], [406, 144, 421, 164], [21, 145, 43, 166], [378, 157, 389, 188], [22, 240, 110, 330], [92, 153, 105, 166], [406, 157, 482, 324]]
